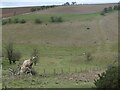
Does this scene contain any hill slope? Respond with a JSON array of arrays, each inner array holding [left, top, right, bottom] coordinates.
[[36, 4, 117, 14], [2, 3, 117, 17]]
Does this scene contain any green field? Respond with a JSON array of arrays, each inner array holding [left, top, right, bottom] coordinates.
[[2, 11, 118, 88]]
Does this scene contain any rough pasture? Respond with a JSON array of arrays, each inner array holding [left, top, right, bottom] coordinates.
[[2, 7, 118, 88]]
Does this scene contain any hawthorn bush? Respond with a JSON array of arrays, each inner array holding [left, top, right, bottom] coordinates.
[[94, 65, 119, 89]]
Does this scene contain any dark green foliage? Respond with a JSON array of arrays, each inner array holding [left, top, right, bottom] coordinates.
[[100, 12, 105, 16], [94, 66, 119, 88], [118, 5, 120, 10], [57, 17, 63, 22], [64, 2, 70, 6], [50, 16, 63, 22], [51, 16, 55, 22], [20, 19, 26, 24], [35, 19, 43, 24], [14, 18, 19, 23], [37, 7, 41, 10], [2, 20, 7, 25], [104, 8, 108, 13], [114, 5, 118, 10], [71, 2, 76, 5], [31, 8, 36, 12], [108, 6, 113, 11], [8, 18, 12, 23]]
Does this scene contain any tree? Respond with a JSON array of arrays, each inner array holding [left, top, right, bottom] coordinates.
[[64, 2, 70, 6], [94, 66, 119, 88], [5, 41, 21, 64], [31, 48, 39, 65], [71, 2, 76, 5]]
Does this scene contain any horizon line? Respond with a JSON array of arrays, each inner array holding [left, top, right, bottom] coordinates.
[[1, 2, 119, 8]]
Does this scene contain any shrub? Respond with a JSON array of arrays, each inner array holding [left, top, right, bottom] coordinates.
[[5, 41, 21, 64], [94, 66, 119, 88], [12, 50, 21, 63], [100, 12, 105, 16], [8, 18, 12, 23], [14, 18, 19, 23], [50, 16, 63, 22], [104, 8, 108, 13], [114, 5, 118, 10], [2, 20, 7, 25], [37, 7, 41, 10], [35, 19, 42, 24], [108, 6, 113, 11], [20, 19, 26, 24], [57, 17, 63, 22], [51, 16, 55, 22], [31, 8, 36, 12]]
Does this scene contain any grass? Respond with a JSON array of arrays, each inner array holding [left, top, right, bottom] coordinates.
[[2, 11, 118, 88], [5, 13, 100, 23]]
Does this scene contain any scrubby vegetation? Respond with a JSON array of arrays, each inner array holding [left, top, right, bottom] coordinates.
[[94, 66, 119, 88], [35, 19, 43, 24], [100, 5, 119, 16], [2, 5, 118, 88], [4, 41, 22, 64], [30, 5, 57, 12], [20, 19, 26, 24], [50, 16, 63, 22]]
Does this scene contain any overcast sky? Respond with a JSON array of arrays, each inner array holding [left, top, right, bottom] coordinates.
[[0, 0, 119, 8]]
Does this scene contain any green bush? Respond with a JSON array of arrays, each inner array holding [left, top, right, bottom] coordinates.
[[20, 19, 26, 24], [5, 41, 22, 64], [50, 16, 63, 22], [104, 8, 108, 13], [31, 8, 36, 12], [100, 12, 105, 16], [14, 18, 19, 23], [94, 66, 119, 88], [114, 5, 118, 10], [2, 20, 7, 25], [108, 6, 113, 12], [8, 18, 12, 23], [37, 7, 41, 10], [35, 19, 42, 24]]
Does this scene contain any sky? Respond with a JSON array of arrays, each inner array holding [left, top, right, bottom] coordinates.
[[0, 0, 119, 8]]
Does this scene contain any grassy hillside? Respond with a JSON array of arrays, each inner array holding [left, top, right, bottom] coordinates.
[[2, 11, 118, 88]]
